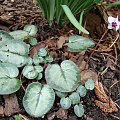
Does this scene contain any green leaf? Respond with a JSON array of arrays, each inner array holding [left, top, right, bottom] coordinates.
[[69, 92, 80, 104], [27, 57, 33, 65], [0, 63, 21, 95], [33, 52, 41, 65], [66, 35, 95, 52], [74, 104, 84, 117], [45, 55, 53, 63], [23, 82, 55, 117], [60, 97, 71, 109], [0, 40, 29, 67], [36, 73, 43, 80], [14, 115, 22, 120], [34, 65, 43, 73], [9, 30, 29, 40], [76, 85, 87, 97], [29, 37, 37, 46], [49, 0, 55, 24], [0, 30, 14, 45], [55, 90, 68, 98], [38, 48, 47, 57], [22, 65, 38, 79], [62, 5, 89, 34], [24, 25, 38, 36], [45, 60, 80, 92], [85, 79, 94, 90]]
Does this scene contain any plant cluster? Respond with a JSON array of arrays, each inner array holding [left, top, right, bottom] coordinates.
[[0, 25, 95, 118]]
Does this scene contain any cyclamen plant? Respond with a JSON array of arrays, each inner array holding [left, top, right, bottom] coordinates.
[[0, 25, 95, 118]]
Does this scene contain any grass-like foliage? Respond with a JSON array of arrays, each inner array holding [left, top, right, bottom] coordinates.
[[36, 0, 102, 26]]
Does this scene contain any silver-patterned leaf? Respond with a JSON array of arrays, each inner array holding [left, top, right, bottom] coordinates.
[[45, 60, 80, 92], [23, 82, 55, 117]]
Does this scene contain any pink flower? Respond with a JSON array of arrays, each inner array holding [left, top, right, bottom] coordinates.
[[108, 16, 120, 31]]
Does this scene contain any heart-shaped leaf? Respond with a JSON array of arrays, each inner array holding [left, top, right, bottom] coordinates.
[[69, 92, 80, 104], [38, 48, 47, 57], [66, 35, 95, 52], [76, 85, 87, 97], [85, 79, 94, 90], [74, 104, 84, 117], [45, 60, 80, 92], [29, 37, 37, 46], [23, 82, 55, 117], [24, 25, 38, 36], [0, 63, 21, 94], [0, 30, 14, 45], [9, 30, 29, 40], [0, 40, 29, 67], [60, 97, 71, 109], [22, 65, 43, 79]]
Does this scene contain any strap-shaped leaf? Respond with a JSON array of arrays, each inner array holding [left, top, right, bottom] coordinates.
[[62, 5, 89, 34], [0, 63, 21, 95], [0, 40, 29, 67], [23, 82, 55, 117], [66, 35, 95, 52], [45, 60, 80, 92]]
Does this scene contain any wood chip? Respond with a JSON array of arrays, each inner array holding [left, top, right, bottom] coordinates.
[[3, 94, 20, 116]]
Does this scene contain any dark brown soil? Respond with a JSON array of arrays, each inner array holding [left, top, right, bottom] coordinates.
[[0, 0, 120, 120]]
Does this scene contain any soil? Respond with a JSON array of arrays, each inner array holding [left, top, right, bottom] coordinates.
[[0, 0, 120, 120]]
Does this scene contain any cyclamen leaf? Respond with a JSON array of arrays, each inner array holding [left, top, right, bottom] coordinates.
[[9, 30, 29, 40], [45, 60, 80, 92], [74, 104, 84, 117], [0, 40, 29, 67], [22, 65, 37, 79], [76, 85, 87, 97], [85, 79, 94, 90], [69, 92, 80, 104], [38, 48, 47, 57], [0, 30, 14, 45], [66, 35, 95, 52], [55, 90, 68, 98], [60, 97, 71, 109], [29, 37, 37, 46], [24, 25, 38, 36], [23, 82, 55, 117], [0, 63, 21, 95]]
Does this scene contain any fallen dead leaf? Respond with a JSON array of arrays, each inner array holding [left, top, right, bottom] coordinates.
[[80, 69, 98, 84], [55, 108, 68, 120], [3, 94, 20, 116], [79, 60, 88, 72], [57, 36, 68, 49], [95, 81, 118, 113]]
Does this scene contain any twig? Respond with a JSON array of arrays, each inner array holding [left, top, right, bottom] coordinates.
[[84, 29, 108, 70]]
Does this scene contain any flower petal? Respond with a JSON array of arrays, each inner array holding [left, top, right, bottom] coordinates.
[[116, 25, 119, 31], [108, 24, 113, 29], [108, 16, 116, 23]]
